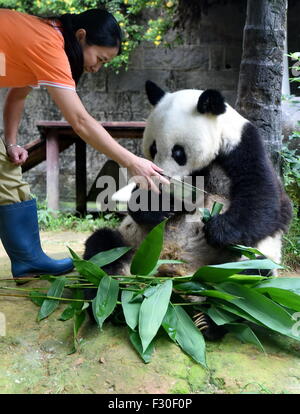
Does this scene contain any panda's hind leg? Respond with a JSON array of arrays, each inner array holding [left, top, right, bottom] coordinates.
[[193, 311, 227, 341], [83, 228, 132, 320], [83, 228, 129, 260]]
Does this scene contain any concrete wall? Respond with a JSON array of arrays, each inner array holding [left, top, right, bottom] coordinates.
[[0, 1, 298, 206]]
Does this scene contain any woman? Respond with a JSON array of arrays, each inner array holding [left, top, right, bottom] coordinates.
[[0, 8, 168, 281]]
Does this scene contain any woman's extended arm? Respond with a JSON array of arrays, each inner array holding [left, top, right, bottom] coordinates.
[[3, 87, 31, 165], [47, 86, 168, 191]]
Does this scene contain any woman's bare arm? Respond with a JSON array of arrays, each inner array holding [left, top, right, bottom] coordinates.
[[3, 86, 31, 145], [47, 86, 168, 190], [3, 87, 31, 165]]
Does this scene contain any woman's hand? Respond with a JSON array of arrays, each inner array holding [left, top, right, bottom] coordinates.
[[6, 145, 28, 166], [127, 156, 170, 192]]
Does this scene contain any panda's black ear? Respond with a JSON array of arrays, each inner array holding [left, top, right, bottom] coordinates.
[[197, 89, 226, 115], [145, 80, 166, 106]]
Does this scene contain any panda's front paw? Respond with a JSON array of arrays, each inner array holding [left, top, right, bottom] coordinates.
[[203, 215, 241, 247]]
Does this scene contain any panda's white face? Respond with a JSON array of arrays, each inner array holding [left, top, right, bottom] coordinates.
[[143, 90, 223, 177], [143, 87, 246, 178]]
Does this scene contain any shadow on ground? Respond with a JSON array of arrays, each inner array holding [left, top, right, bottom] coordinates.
[[0, 231, 300, 394]]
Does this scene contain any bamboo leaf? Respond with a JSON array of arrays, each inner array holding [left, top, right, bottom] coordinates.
[[163, 304, 207, 367], [207, 306, 239, 326], [29, 290, 46, 306], [39, 274, 57, 281], [67, 247, 81, 260], [139, 279, 172, 352], [200, 202, 223, 223], [213, 301, 263, 325], [228, 275, 268, 283], [130, 219, 167, 275], [143, 284, 161, 298], [210, 201, 224, 217], [38, 277, 67, 321], [162, 304, 178, 342], [217, 282, 300, 341], [254, 278, 300, 295], [92, 275, 119, 329], [121, 290, 142, 331], [72, 289, 86, 310], [174, 281, 208, 292], [173, 305, 206, 367], [129, 329, 155, 363], [228, 245, 264, 259], [174, 281, 239, 300], [74, 309, 86, 338], [59, 306, 75, 321], [73, 258, 107, 286], [185, 289, 239, 300], [255, 287, 300, 312], [225, 323, 265, 353], [59, 289, 85, 321], [69, 306, 87, 354], [200, 290, 241, 300], [89, 247, 132, 267], [148, 259, 185, 276], [192, 259, 283, 282], [200, 208, 211, 223]]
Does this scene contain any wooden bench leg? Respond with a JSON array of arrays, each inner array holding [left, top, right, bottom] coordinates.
[[75, 138, 87, 216], [46, 131, 59, 211]]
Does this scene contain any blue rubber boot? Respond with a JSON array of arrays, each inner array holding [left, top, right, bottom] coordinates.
[[0, 199, 74, 281]]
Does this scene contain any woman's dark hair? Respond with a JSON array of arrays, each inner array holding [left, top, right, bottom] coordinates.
[[46, 9, 122, 84]]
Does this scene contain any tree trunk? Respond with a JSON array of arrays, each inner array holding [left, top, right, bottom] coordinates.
[[235, 0, 287, 170]]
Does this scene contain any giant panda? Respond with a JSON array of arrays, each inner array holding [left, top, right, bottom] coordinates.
[[83, 81, 292, 339]]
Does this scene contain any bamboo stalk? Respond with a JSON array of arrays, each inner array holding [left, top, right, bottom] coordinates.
[[0, 293, 91, 302]]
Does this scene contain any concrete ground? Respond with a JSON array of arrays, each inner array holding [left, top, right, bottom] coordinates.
[[0, 231, 300, 394]]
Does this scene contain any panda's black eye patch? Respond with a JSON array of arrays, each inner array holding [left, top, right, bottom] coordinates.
[[172, 144, 186, 166], [149, 141, 157, 159]]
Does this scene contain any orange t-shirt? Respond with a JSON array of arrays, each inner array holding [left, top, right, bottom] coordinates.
[[0, 9, 76, 90]]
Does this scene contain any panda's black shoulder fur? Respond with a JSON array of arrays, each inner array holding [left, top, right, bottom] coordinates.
[[202, 121, 292, 247]]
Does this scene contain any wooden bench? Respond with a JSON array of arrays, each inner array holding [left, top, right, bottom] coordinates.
[[22, 121, 146, 215]]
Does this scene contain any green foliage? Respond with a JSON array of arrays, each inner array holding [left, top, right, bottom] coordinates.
[[36, 200, 120, 232], [130, 219, 167, 275], [139, 279, 172, 351], [282, 211, 300, 269], [281, 60, 300, 269], [37, 276, 67, 321], [69, 246, 107, 286], [192, 259, 281, 283], [288, 52, 300, 85], [2, 217, 300, 367], [280, 53, 300, 269], [88, 246, 132, 267], [200, 201, 224, 223], [0, 0, 178, 70], [163, 303, 207, 367], [224, 323, 265, 353], [280, 133, 300, 207], [92, 274, 119, 329]]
